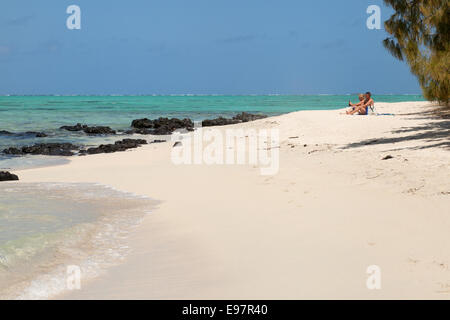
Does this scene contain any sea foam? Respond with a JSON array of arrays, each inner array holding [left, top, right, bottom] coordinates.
[[0, 182, 157, 300]]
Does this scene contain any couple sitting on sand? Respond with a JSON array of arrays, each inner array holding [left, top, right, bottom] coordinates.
[[346, 92, 374, 115]]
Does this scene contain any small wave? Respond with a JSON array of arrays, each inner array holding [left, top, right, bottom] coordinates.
[[0, 183, 158, 300]]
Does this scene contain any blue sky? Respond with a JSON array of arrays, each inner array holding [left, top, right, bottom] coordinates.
[[1, 0, 421, 95]]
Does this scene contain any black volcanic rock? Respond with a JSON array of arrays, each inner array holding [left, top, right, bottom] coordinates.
[[131, 119, 153, 129], [60, 123, 85, 131], [2, 143, 79, 156], [2, 147, 21, 155], [124, 128, 154, 135], [202, 112, 267, 127], [36, 132, 48, 138], [83, 126, 116, 135], [0, 131, 48, 137], [60, 123, 116, 135], [233, 112, 267, 122], [202, 117, 239, 127], [131, 117, 194, 135], [79, 139, 147, 155], [130, 113, 265, 134], [25, 131, 48, 138], [0, 171, 19, 181]]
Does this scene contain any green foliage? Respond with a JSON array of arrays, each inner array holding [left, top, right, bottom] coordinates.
[[383, 0, 449, 106]]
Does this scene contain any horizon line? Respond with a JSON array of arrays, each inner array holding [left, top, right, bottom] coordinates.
[[0, 93, 424, 97]]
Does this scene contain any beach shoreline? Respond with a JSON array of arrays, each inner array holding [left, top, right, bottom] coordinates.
[[0, 182, 159, 300], [9, 101, 450, 299]]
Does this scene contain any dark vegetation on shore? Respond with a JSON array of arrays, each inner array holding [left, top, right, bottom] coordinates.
[[383, 0, 449, 106]]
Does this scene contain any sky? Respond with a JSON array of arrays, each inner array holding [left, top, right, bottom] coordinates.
[[0, 0, 422, 95]]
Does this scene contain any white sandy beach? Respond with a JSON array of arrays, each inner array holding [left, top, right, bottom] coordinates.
[[15, 101, 450, 299]]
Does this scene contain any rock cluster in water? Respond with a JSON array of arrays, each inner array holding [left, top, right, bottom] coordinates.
[[0, 171, 19, 181], [0, 130, 48, 137], [127, 113, 266, 135], [79, 139, 148, 155], [27, 132, 48, 137], [1, 139, 148, 157], [2, 143, 79, 156], [60, 123, 117, 135], [1, 113, 266, 158], [129, 118, 195, 135], [201, 112, 267, 127]]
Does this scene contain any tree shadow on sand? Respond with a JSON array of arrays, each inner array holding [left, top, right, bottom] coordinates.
[[342, 108, 450, 151]]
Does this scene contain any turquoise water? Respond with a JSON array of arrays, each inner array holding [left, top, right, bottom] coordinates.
[[0, 95, 424, 299], [0, 95, 424, 169], [0, 182, 156, 299], [0, 95, 424, 131]]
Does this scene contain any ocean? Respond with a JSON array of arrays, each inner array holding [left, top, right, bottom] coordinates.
[[0, 94, 424, 299], [0, 95, 424, 167], [0, 95, 424, 132], [0, 182, 156, 299]]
